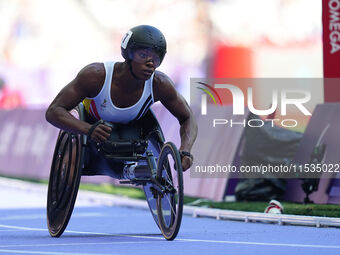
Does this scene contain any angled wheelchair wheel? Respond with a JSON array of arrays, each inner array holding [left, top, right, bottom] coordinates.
[[156, 142, 183, 240], [142, 136, 162, 229], [47, 131, 83, 237]]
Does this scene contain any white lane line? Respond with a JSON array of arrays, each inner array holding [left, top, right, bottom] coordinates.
[[0, 241, 156, 249], [0, 213, 104, 221], [0, 214, 46, 220], [175, 238, 340, 249], [0, 249, 114, 255], [0, 224, 46, 232], [0, 230, 22, 232], [1, 224, 340, 250]]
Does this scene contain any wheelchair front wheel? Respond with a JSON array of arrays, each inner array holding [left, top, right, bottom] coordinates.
[[156, 142, 183, 240], [47, 131, 83, 237]]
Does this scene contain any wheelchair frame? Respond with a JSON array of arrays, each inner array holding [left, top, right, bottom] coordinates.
[[47, 104, 183, 240]]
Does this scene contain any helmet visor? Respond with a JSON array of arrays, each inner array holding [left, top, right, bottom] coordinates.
[[130, 48, 161, 68]]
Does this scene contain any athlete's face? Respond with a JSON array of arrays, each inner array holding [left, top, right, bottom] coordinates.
[[130, 48, 160, 80]]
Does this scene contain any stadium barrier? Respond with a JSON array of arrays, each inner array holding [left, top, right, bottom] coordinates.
[[1, 103, 339, 203]]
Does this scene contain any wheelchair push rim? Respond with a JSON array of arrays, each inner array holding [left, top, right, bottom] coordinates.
[[156, 142, 183, 240], [47, 131, 82, 237]]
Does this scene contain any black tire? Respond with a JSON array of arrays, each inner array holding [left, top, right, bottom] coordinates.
[[47, 131, 83, 237], [156, 142, 183, 240]]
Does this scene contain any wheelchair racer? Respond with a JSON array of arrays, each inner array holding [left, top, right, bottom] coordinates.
[[46, 25, 197, 171]]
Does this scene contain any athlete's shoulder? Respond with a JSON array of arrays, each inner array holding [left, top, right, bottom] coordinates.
[[153, 70, 174, 87], [77, 62, 105, 82], [74, 62, 106, 98], [153, 70, 177, 102]]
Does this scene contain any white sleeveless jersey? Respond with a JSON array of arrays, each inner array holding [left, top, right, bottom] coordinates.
[[83, 62, 154, 123]]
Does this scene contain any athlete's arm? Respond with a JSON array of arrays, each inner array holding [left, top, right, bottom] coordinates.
[[45, 63, 111, 143], [153, 71, 198, 171]]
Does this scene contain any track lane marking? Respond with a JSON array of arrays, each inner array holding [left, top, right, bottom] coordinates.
[[0, 249, 114, 255], [1, 224, 340, 250], [0, 241, 157, 249], [0, 212, 104, 221]]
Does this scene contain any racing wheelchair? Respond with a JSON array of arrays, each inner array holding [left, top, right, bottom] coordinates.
[[46, 103, 183, 240]]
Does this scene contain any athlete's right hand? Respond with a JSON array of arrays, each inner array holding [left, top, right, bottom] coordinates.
[[87, 120, 112, 143], [89, 124, 112, 143]]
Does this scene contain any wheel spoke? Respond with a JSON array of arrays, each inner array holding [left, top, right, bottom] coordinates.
[[165, 194, 176, 218], [163, 162, 173, 186]]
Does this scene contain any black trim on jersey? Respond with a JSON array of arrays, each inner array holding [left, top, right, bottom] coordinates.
[[133, 95, 152, 121], [138, 100, 153, 120]]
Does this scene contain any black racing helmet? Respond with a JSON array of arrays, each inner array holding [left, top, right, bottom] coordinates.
[[121, 25, 167, 66]]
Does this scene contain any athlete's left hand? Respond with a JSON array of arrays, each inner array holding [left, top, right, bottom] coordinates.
[[181, 157, 193, 171], [179, 151, 193, 171]]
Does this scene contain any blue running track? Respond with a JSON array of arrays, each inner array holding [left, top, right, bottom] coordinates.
[[0, 178, 339, 255], [1, 204, 340, 255]]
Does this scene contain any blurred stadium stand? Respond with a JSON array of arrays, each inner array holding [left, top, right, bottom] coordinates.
[[1, 0, 335, 203]]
